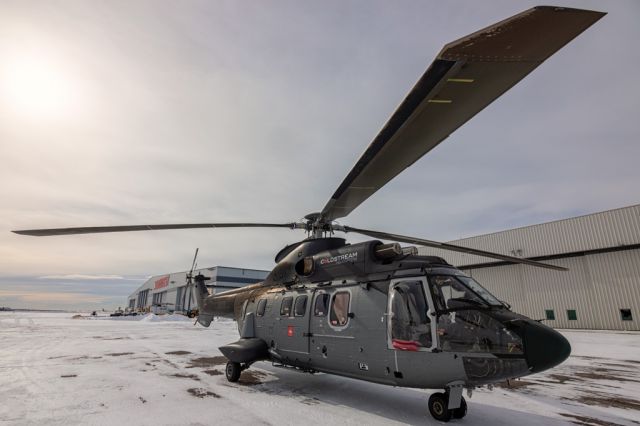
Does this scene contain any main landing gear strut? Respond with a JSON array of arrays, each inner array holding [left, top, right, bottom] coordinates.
[[428, 382, 467, 422]]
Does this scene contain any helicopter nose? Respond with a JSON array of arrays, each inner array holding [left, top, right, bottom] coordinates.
[[524, 321, 571, 373]]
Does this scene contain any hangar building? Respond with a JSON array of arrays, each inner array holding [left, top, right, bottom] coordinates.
[[127, 266, 269, 313], [418, 204, 640, 331]]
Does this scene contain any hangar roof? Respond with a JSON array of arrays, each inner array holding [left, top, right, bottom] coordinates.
[[418, 204, 640, 268]]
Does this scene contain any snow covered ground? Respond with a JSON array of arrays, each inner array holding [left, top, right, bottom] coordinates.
[[0, 312, 638, 426]]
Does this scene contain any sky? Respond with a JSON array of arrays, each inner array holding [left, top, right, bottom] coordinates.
[[0, 0, 638, 310]]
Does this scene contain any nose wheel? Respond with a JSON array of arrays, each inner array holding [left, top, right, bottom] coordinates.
[[428, 392, 467, 422]]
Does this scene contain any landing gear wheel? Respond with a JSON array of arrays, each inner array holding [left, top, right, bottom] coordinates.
[[428, 392, 452, 422], [452, 396, 467, 419], [225, 361, 241, 382]]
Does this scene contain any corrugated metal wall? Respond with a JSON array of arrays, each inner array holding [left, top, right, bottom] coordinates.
[[467, 249, 640, 330]]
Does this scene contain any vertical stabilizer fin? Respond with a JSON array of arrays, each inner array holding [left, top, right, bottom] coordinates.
[[194, 274, 213, 327]]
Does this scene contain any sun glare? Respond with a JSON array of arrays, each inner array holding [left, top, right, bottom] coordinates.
[[1, 52, 81, 121]]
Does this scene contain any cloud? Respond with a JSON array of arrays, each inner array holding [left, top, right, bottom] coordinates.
[[0, 289, 109, 304], [0, 275, 144, 310], [38, 274, 137, 281]]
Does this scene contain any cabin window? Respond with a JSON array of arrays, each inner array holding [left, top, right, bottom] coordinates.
[[314, 293, 329, 316], [567, 309, 577, 321], [329, 291, 350, 326], [256, 299, 267, 317], [280, 297, 293, 316], [294, 296, 308, 317], [545, 309, 555, 320], [620, 309, 633, 321]]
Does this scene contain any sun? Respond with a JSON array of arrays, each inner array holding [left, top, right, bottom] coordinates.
[[0, 51, 81, 121]]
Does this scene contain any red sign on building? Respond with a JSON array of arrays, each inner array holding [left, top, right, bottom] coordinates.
[[154, 276, 169, 290]]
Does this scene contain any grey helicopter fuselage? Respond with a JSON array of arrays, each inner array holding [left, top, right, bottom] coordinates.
[[193, 238, 570, 390]]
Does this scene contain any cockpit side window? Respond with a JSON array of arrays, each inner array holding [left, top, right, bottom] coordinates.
[[457, 276, 502, 306]]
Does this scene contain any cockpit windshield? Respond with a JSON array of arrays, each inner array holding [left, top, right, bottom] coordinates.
[[428, 274, 521, 355], [430, 274, 503, 310]]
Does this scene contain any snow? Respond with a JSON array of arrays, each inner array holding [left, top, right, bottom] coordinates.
[[1, 312, 639, 426], [77, 313, 194, 322]]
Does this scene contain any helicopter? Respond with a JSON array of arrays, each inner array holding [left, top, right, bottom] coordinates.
[[13, 6, 605, 422]]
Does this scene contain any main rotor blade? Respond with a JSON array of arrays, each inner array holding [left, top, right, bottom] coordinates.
[[343, 226, 567, 271], [13, 223, 302, 237], [318, 6, 605, 223]]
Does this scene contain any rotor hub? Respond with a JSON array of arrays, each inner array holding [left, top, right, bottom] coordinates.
[[302, 212, 345, 238]]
